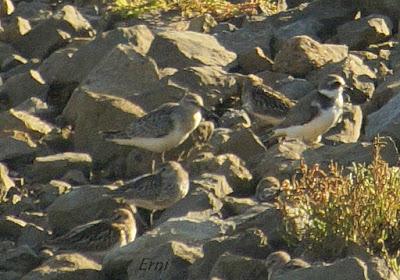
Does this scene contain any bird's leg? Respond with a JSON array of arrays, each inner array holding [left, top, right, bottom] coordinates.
[[149, 209, 157, 227], [161, 152, 166, 163]]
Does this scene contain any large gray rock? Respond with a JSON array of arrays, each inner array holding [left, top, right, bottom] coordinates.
[[13, 5, 94, 59], [28, 153, 92, 183], [148, 30, 236, 68], [236, 47, 273, 74], [0, 16, 31, 44], [209, 253, 270, 280], [103, 217, 235, 279], [127, 241, 202, 280], [274, 36, 348, 77], [336, 14, 393, 50], [189, 228, 269, 279], [0, 245, 41, 274], [0, 70, 49, 107], [78, 44, 161, 99], [188, 153, 253, 195], [48, 25, 154, 84], [366, 92, 400, 146], [21, 253, 103, 280]]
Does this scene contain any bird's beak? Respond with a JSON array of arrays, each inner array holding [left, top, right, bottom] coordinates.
[[344, 84, 353, 91]]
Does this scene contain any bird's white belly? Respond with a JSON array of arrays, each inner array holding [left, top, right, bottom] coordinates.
[[115, 111, 202, 153], [279, 107, 342, 142]]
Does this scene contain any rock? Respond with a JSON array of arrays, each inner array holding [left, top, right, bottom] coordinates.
[[362, 72, 400, 116], [21, 253, 103, 280], [0, 271, 22, 280], [103, 217, 234, 279], [127, 241, 203, 280], [271, 17, 324, 55], [323, 103, 363, 144], [192, 173, 233, 198], [226, 205, 284, 245], [274, 36, 348, 77], [209, 128, 266, 164], [50, 25, 154, 84], [28, 153, 92, 183], [349, 0, 400, 23], [0, 42, 22, 70], [188, 153, 253, 195], [0, 0, 15, 17], [366, 92, 400, 146], [0, 16, 31, 44], [304, 136, 399, 168], [0, 245, 41, 274], [218, 110, 252, 130], [209, 253, 270, 280], [0, 163, 15, 202], [273, 257, 368, 280], [169, 66, 237, 105], [47, 185, 123, 235], [62, 90, 144, 164], [0, 131, 41, 162], [78, 44, 161, 99], [336, 14, 393, 50], [307, 54, 376, 104], [36, 180, 72, 209], [221, 196, 258, 216], [13, 5, 94, 59], [237, 47, 273, 74], [0, 216, 27, 241], [366, 257, 399, 280], [148, 30, 236, 68], [189, 228, 269, 279], [0, 69, 49, 107], [12, 0, 51, 24], [250, 139, 306, 181], [17, 223, 48, 250], [188, 14, 218, 33], [211, 22, 238, 33], [156, 186, 223, 225], [256, 71, 315, 100]]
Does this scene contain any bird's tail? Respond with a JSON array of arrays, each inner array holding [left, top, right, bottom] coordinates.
[[260, 128, 284, 147]]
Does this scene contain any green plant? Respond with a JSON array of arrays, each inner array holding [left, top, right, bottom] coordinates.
[[109, 0, 281, 21], [278, 137, 400, 272]]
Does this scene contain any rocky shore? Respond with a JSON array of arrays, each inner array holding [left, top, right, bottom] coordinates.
[[0, 0, 400, 279]]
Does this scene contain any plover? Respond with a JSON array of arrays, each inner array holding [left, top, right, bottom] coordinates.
[[101, 93, 209, 164], [267, 75, 348, 144], [45, 207, 136, 259], [255, 176, 281, 202], [238, 74, 295, 126], [265, 251, 310, 280], [112, 161, 189, 225]]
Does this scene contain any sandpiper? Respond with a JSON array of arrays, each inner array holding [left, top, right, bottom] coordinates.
[[267, 75, 348, 144], [255, 176, 281, 202], [265, 251, 310, 280], [238, 74, 295, 127], [45, 207, 136, 259], [112, 161, 189, 225], [101, 93, 209, 166]]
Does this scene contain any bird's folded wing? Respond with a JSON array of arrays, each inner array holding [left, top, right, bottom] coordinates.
[[275, 92, 320, 128]]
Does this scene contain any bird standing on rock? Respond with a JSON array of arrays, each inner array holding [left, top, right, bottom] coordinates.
[[265, 250, 310, 280], [112, 161, 189, 226], [45, 207, 137, 261], [238, 74, 296, 127], [266, 74, 349, 144], [101, 93, 213, 168]]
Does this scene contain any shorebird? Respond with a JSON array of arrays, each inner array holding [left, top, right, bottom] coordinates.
[[45, 207, 136, 260], [255, 176, 281, 202], [266, 251, 310, 280], [112, 161, 189, 225], [101, 93, 211, 169], [238, 74, 295, 127], [266, 75, 348, 144]]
